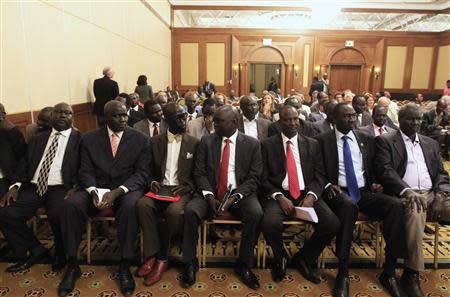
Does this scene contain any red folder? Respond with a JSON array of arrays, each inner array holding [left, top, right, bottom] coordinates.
[[145, 191, 181, 202]]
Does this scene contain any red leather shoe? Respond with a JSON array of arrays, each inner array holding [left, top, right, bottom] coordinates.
[[144, 260, 168, 286], [136, 257, 156, 277]]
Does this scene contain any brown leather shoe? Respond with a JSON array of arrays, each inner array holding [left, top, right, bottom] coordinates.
[[144, 260, 168, 286], [136, 257, 156, 277]]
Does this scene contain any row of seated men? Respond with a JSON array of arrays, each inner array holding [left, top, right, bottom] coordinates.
[[0, 97, 449, 297]]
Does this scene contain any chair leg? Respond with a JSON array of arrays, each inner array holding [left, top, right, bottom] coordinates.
[[262, 239, 266, 269], [196, 225, 201, 267], [140, 230, 144, 264], [434, 223, 439, 269], [87, 219, 91, 264], [202, 223, 208, 268], [256, 236, 261, 269], [375, 222, 381, 268]]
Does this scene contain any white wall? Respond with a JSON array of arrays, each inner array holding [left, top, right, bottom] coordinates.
[[0, 0, 171, 114]]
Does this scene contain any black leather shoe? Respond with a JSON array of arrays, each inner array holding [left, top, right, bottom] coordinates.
[[333, 273, 349, 297], [5, 249, 49, 273], [118, 266, 135, 297], [271, 256, 288, 282], [234, 263, 260, 290], [400, 271, 424, 297], [379, 272, 407, 297], [292, 253, 321, 284], [52, 255, 67, 273], [58, 265, 81, 297], [180, 262, 198, 288]]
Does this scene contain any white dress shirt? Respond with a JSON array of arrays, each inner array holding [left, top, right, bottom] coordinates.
[[148, 120, 159, 137], [162, 133, 182, 186], [86, 127, 128, 194], [203, 130, 238, 198], [243, 115, 258, 139], [335, 130, 366, 188], [357, 114, 363, 126], [187, 112, 197, 122], [271, 134, 317, 200], [373, 124, 389, 137], [400, 132, 432, 193], [31, 128, 72, 186]]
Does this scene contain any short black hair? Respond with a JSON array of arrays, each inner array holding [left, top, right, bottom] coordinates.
[[333, 102, 352, 118], [143, 100, 159, 113], [202, 98, 218, 108]]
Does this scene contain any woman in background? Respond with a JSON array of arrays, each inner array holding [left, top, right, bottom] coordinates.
[[259, 92, 279, 121], [135, 75, 153, 103]]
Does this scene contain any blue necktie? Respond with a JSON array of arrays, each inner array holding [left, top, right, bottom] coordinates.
[[342, 136, 361, 203]]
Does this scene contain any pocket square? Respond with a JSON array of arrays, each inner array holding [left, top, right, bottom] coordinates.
[[186, 152, 194, 159]]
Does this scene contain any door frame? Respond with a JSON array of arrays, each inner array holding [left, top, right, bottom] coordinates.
[[247, 62, 284, 96], [329, 63, 365, 94]]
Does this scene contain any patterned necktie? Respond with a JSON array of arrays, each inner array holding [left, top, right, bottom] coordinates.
[[36, 132, 61, 196], [167, 132, 182, 143], [286, 140, 301, 199], [342, 136, 361, 203], [111, 133, 119, 158], [379, 127, 384, 135], [153, 123, 159, 136], [217, 139, 231, 200]]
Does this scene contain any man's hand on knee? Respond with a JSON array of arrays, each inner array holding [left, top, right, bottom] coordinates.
[[430, 191, 450, 221], [402, 189, 427, 213]]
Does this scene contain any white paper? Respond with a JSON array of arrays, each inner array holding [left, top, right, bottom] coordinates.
[[294, 207, 318, 223], [97, 188, 111, 203]]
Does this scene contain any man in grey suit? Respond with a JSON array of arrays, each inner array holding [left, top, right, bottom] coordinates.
[[133, 100, 167, 138], [353, 95, 373, 128], [238, 95, 271, 141], [186, 98, 218, 140], [313, 100, 337, 135], [358, 105, 396, 137]]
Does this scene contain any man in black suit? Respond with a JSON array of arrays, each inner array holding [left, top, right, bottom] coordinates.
[[203, 80, 216, 95], [238, 95, 271, 140], [0, 103, 80, 274], [315, 103, 406, 297], [308, 76, 324, 97], [268, 97, 317, 138], [261, 106, 340, 283], [0, 103, 27, 197], [25, 106, 53, 143], [57, 100, 151, 297], [136, 103, 199, 286], [312, 100, 337, 135], [309, 98, 329, 122], [180, 105, 263, 290], [358, 105, 396, 137], [93, 66, 119, 127], [421, 98, 449, 160], [353, 95, 373, 128], [375, 104, 450, 297]]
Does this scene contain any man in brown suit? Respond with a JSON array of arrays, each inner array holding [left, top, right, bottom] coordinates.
[[136, 103, 199, 286]]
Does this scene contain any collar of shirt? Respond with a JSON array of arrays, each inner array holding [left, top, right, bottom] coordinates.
[[223, 130, 238, 144], [133, 105, 139, 112], [107, 126, 123, 140], [319, 111, 327, 119], [400, 130, 419, 145], [372, 123, 387, 131], [167, 130, 182, 143], [243, 115, 257, 123], [52, 127, 71, 138], [281, 132, 298, 144], [335, 129, 356, 142], [147, 119, 159, 127], [188, 111, 197, 118]]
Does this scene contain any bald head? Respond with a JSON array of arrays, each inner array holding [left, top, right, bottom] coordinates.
[[51, 102, 73, 131], [377, 96, 390, 107], [213, 105, 239, 137], [436, 98, 448, 114]]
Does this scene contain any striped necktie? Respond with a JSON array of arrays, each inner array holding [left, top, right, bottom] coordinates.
[[36, 132, 61, 196]]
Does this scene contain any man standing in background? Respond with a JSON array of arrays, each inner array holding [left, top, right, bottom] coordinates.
[[93, 66, 119, 127]]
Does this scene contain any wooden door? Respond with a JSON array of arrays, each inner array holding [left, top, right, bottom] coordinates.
[[329, 65, 362, 94]]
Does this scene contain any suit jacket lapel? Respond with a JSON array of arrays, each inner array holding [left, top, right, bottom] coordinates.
[[237, 116, 244, 133], [328, 131, 339, 182], [298, 135, 309, 179], [418, 135, 434, 177], [62, 130, 76, 168], [33, 131, 51, 172], [234, 133, 244, 182], [256, 119, 263, 140], [177, 135, 189, 177], [113, 127, 131, 164], [158, 134, 168, 178], [101, 127, 114, 160]]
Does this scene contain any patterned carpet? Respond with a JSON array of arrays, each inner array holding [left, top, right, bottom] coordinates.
[[1, 263, 449, 297]]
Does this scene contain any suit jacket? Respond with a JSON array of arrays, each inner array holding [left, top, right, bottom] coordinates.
[[309, 112, 325, 122], [312, 119, 333, 135], [268, 119, 317, 138], [356, 111, 373, 128], [79, 126, 150, 191], [261, 133, 326, 199], [194, 131, 262, 198], [93, 76, 119, 116], [0, 127, 26, 183], [375, 131, 450, 195], [16, 129, 80, 190], [358, 124, 395, 137], [203, 82, 216, 93], [237, 115, 271, 140], [128, 108, 145, 127], [308, 81, 324, 97], [315, 129, 376, 187], [150, 132, 199, 189], [187, 116, 213, 140], [421, 109, 449, 138], [133, 119, 167, 138]]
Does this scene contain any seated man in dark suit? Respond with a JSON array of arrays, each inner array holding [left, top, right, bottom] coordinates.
[[309, 98, 329, 122], [268, 97, 317, 138], [421, 98, 449, 160], [375, 104, 450, 297], [261, 106, 339, 283], [25, 106, 53, 143], [181, 105, 264, 290], [57, 100, 151, 297], [353, 95, 373, 128], [116, 93, 145, 127], [313, 99, 337, 135], [238, 95, 271, 140], [358, 105, 396, 137], [0, 103, 80, 274], [0, 103, 27, 197], [136, 103, 199, 286], [315, 103, 406, 297], [134, 100, 167, 138]]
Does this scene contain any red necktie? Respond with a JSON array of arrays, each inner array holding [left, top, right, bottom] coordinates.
[[379, 127, 384, 135], [153, 124, 159, 136], [188, 115, 193, 121], [217, 139, 231, 200], [286, 140, 301, 199], [111, 133, 119, 158]]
